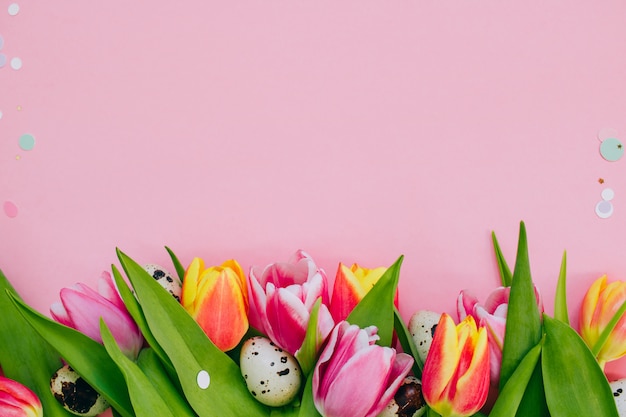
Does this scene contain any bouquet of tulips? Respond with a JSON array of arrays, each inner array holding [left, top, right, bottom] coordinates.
[[1, 222, 625, 417]]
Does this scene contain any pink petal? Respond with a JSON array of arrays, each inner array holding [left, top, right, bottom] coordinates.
[[97, 271, 126, 310], [49, 302, 72, 327], [265, 288, 310, 354], [366, 352, 414, 417], [482, 287, 510, 315], [319, 345, 395, 417], [457, 290, 478, 321], [247, 270, 268, 333]]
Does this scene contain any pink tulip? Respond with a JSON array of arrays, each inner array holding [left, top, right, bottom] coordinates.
[[457, 286, 542, 387], [50, 271, 143, 360], [0, 376, 43, 417], [312, 321, 414, 417], [248, 250, 334, 356]]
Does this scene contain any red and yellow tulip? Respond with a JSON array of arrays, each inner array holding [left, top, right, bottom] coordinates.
[[422, 313, 490, 417], [329, 263, 389, 322], [182, 258, 249, 352], [579, 275, 626, 369], [0, 376, 42, 417]]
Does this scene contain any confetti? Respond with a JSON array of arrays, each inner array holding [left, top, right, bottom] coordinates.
[[0, 54, 6, 68], [7, 3, 19, 16], [601, 188, 615, 201], [196, 370, 210, 389], [596, 200, 614, 219], [18, 133, 35, 151], [599, 137, 624, 162], [3, 201, 18, 218], [10, 57, 22, 70]]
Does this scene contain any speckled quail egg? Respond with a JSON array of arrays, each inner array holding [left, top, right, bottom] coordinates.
[[408, 310, 442, 365], [610, 378, 626, 416], [143, 264, 181, 302], [50, 365, 110, 416], [377, 376, 426, 417], [240, 336, 302, 407]]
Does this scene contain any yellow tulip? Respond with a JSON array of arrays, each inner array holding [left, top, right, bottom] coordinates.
[[329, 263, 388, 322], [181, 258, 248, 351]]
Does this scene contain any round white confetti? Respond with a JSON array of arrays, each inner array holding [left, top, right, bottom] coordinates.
[[602, 188, 615, 201], [598, 128, 619, 142], [196, 370, 210, 389], [10, 57, 22, 70], [596, 200, 614, 219], [8, 3, 19, 16]]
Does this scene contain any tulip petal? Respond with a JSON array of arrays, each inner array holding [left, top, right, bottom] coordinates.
[[320, 346, 395, 417], [181, 257, 203, 309], [367, 352, 415, 417], [457, 291, 478, 322], [330, 264, 365, 322], [422, 314, 459, 403], [97, 271, 126, 310], [265, 287, 310, 354], [194, 270, 249, 351]]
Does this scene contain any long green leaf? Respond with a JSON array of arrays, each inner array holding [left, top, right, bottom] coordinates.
[[116, 249, 269, 417], [165, 246, 186, 282], [110, 264, 175, 377], [513, 363, 548, 417], [499, 222, 542, 390], [488, 342, 542, 417], [136, 349, 197, 417], [7, 293, 134, 417], [297, 372, 323, 417], [553, 251, 569, 324], [592, 298, 626, 358], [347, 255, 403, 347], [542, 315, 618, 416], [393, 307, 422, 377], [492, 231, 512, 286], [295, 298, 322, 376], [0, 274, 73, 417], [101, 321, 176, 417]]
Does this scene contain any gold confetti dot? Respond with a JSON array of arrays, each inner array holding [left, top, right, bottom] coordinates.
[[15, 155, 21, 160], [16, 105, 22, 111], [599, 178, 605, 184]]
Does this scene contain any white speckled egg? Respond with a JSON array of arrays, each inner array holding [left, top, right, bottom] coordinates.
[[50, 365, 110, 416], [408, 310, 442, 365], [240, 336, 302, 407], [610, 378, 626, 416], [143, 264, 181, 302], [377, 376, 426, 417]]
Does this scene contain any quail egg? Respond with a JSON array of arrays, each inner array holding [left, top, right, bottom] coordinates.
[[50, 365, 110, 416], [240, 336, 302, 407], [610, 378, 626, 416], [408, 310, 442, 365], [377, 376, 426, 417], [143, 264, 181, 302]]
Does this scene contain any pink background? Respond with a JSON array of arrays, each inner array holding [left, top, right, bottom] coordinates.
[[2, 0, 626, 382]]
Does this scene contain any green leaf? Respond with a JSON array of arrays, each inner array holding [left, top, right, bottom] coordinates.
[[101, 321, 176, 417], [7, 292, 134, 417], [165, 246, 186, 283], [136, 348, 197, 417], [393, 307, 423, 377], [499, 222, 542, 391], [542, 315, 618, 416], [110, 265, 175, 377], [0, 273, 73, 417], [116, 249, 269, 417], [513, 363, 548, 417], [553, 251, 569, 325], [592, 298, 626, 359], [489, 342, 541, 417], [297, 372, 323, 417], [492, 231, 512, 287], [347, 255, 403, 346], [295, 298, 323, 376]]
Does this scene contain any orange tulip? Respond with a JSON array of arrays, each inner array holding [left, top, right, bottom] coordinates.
[[580, 275, 626, 368], [181, 258, 248, 351], [422, 314, 490, 417], [329, 263, 389, 322]]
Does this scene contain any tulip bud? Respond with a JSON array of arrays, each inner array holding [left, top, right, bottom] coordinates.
[[181, 258, 249, 351], [422, 314, 490, 417], [580, 275, 626, 368], [312, 321, 413, 417], [50, 271, 143, 360], [0, 376, 43, 417], [330, 263, 389, 322]]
